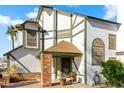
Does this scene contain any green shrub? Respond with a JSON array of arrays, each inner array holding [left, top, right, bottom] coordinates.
[[101, 59, 124, 86]]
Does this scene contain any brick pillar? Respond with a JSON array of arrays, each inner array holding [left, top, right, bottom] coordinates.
[[40, 53, 52, 87]]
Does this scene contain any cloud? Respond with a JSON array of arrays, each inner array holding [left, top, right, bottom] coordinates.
[[103, 5, 117, 20], [11, 19, 23, 25], [0, 15, 24, 25], [0, 15, 23, 41], [26, 7, 38, 19], [0, 15, 11, 25]]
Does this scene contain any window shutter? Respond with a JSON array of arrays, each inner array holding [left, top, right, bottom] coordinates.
[[27, 30, 37, 47], [109, 34, 116, 50]]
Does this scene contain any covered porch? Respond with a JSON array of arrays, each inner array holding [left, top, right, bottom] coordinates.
[[40, 40, 83, 87]]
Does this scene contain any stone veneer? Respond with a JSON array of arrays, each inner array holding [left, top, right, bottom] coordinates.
[[40, 53, 52, 87]]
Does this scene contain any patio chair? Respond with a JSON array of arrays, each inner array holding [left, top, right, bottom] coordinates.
[[63, 72, 77, 84]]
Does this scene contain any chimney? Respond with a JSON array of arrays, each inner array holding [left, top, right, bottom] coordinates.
[[15, 24, 23, 46]]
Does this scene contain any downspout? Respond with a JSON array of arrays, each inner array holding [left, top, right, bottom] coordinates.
[[38, 26, 40, 50], [42, 9, 44, 52], [54, 10, 58, 44], [70, 14, 73, 43], [41, 28, 44, 52], [53, 9, 58, 79], [84, 17, 87, 84], [22, 24, 25, 49]]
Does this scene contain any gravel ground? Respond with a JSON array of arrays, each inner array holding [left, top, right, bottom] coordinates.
[[16, 82, 93, 88]]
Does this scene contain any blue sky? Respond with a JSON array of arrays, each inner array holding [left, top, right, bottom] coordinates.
[[0, 5, 117, 57]]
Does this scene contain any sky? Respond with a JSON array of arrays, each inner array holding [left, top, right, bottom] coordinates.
[[0, 5, 117, 58]]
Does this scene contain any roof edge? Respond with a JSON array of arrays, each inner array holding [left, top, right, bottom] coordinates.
[[87, 16, 121, 25], [37, 5, 121, 25], [44, 51, 82, 54], [3, 45, 23, 56]]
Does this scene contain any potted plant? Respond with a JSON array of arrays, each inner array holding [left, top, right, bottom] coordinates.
[[59, 77, 66, 86]]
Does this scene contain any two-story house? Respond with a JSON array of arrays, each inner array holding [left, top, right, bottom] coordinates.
[[3, 6, 120, 87]]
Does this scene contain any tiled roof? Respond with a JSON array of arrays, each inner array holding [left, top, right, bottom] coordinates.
[[45, 40, 82, 55]]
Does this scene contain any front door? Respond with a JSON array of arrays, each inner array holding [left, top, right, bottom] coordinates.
[[61, 57, 72, 76]]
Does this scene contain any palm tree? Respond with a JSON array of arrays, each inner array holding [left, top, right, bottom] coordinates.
[[5, 25, 17, 49]]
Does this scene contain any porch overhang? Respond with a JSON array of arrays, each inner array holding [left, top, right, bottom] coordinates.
[[43, 51, 82, 57], [43, 40, 82, 57]]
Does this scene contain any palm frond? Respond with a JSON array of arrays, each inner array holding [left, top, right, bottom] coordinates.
[[5, 26, 11, 35], [5, 25, 17, 38]]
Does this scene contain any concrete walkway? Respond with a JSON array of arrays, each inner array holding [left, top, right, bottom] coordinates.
[[16, 82, 93, 88]]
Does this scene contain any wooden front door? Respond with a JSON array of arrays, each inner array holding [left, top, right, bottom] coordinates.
[[61, 57, 72, 75]]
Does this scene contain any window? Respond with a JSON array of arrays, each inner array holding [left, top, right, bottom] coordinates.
[[109, 34, 116, 50], [27, 30, 37, 46], [92, 38, 105, 65], [25, 30, 38, 48]]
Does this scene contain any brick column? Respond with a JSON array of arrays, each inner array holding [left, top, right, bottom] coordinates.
[[40, 53, 52, 87]]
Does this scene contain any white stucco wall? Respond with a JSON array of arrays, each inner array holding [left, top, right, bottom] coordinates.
[[117, 5, 124, 51], [72, 15, 85, 35], [58, 11, 71, 30], [17, 30, 23, 46], [72, 30, 85, 82], [44, 39, 54, 50], [40, 8, 54, 50], [116, 55, 124, 64], [44, 31, 54, 39], [86, 18, 118, 83], [71, 13, 85, 83], [9, 47, 41, 73], [43, 8, 54, 31], [58, 38, 70, 43]]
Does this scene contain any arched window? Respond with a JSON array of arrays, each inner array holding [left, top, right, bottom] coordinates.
[[92, 38, 105, 65]]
